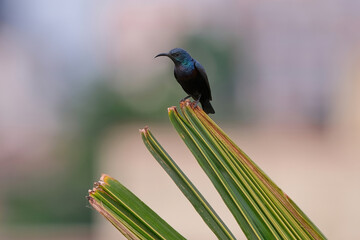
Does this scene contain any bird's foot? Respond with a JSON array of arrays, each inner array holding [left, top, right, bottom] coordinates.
[[179, 95, 191, 103], [193, 99, 199, 108], [192, 94, 201, 108], [190, 97, 201, 109]]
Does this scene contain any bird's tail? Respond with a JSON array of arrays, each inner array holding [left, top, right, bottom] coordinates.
[[200, 99, 215, 114]]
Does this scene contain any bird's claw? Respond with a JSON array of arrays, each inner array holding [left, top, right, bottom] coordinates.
[[193, 99, 200, 108], [192, 95, 201, 108], [179, 95, 191, 103]]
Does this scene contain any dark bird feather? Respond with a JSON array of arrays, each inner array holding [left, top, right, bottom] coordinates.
[[155, 48, 215, 114]]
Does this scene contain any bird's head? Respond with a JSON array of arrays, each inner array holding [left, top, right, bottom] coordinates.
[[155, 48, 192, 65]]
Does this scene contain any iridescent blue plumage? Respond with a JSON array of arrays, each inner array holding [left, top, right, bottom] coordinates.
[[155, 48, 215, 114]]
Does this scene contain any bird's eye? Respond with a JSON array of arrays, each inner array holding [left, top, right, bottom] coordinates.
[[173, 53, 179, 57]]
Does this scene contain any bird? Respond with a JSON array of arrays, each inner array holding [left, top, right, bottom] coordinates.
[[155, 48, 215, 114]]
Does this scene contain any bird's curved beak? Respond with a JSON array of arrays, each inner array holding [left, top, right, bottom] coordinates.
[[154, 53, 169, 58]]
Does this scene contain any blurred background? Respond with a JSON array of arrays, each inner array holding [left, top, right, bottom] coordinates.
[[0, 0, 359, 239]]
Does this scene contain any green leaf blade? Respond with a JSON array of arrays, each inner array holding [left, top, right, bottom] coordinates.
[[88, 102, 326, 240], [183, 101, 326, 240], [170, 106, 275, 239], [140, 125, 236, 240], [89, 175, 186, 240]]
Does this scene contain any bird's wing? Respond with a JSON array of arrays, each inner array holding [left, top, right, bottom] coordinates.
[[194, 61, 212, 100]]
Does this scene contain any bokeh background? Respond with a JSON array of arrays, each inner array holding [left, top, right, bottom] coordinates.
[[1, 0, 360, 239]]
